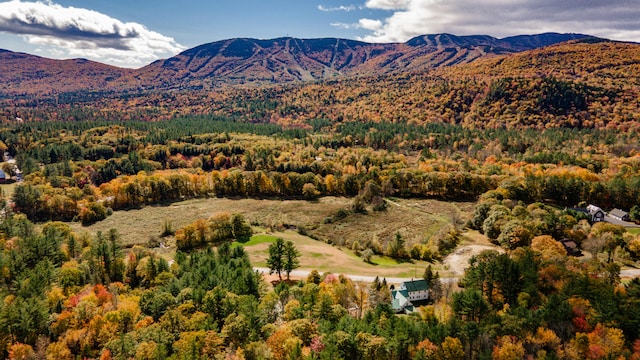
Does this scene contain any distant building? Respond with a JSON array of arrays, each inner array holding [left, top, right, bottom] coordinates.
[[586, 204, 605, 222], [608, 209, 630, 222], [391, 279, 430, 313], [560, 239, 581, 256]]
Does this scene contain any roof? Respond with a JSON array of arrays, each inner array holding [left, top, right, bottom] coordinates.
[[403, 279, 429, 292], [609, 209, 628, 218], [587, 204, 603, 215], [392, 290, 411, 312]]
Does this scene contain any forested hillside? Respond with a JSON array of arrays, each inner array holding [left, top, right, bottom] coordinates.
[[3, 40, 638, 131], [1, 115, 640, 358], [0, 33, 589, 94]]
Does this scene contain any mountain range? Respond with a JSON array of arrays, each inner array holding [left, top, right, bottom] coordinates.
[[0, 33, 593, 95]]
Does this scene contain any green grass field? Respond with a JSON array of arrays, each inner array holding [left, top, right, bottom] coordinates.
[[232, 234, 279, 248], [627, 228, 640, 235]]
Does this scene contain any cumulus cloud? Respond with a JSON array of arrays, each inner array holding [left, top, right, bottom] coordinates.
[[330, 18, 383, 31], [359, 0, 640, 43], [0, 0, 185, 67], [318, 4, 357, 12], [358, 18, 383, 31]]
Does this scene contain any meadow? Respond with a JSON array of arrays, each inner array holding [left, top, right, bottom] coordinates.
[[66, 196, 473, 278]]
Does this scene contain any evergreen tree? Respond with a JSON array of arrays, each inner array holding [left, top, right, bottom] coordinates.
[[231, 213, 253, 243], [283, 241, 301, 281], [267, 238, 286, 280]]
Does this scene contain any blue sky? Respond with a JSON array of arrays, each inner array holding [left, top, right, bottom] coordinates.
[[0, 0, 638, 68]]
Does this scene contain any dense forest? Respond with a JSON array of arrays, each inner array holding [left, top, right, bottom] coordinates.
[[0, 39, 640, 359]]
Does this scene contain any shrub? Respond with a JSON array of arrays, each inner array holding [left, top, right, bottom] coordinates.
[[161, 219, 174, 237], [79, 201, 108, 225]]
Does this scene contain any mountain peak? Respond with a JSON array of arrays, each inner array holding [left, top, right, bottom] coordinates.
[[0, 32, 604, 94]]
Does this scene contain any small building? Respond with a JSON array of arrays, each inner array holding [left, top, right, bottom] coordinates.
[[586, 204, 605, 222], [391, 279, 430, 314], [608, 209, 630, 222], [560, 239, 582, 256]]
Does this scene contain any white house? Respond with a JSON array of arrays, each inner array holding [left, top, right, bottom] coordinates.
[[587, 204, 605, 222], [391, 279, 430, 313]]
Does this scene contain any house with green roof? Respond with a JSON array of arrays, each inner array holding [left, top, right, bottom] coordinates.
[[391, 279, 430, 313]]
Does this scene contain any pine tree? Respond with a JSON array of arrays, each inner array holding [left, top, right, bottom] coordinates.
[[283, 241, 300, 280], [267, 238, 286, 280], [231, 213, 253, 243]]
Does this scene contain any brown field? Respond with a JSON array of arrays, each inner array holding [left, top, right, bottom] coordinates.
[[247, 230, 448, 278], [309, 198, 473, 249], [68, 196, 351, 246], [67, 196, 477, 278]]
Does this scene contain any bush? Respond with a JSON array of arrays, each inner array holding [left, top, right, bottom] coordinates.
[[302, 183, 320, 200], [334, 208, 349, 220], [161, 219, 174, 237], [361, 249, 374, 263], [79, 201, 108, 225], [175, 212, 253, 250]]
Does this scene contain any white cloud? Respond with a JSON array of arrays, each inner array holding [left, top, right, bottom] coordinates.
[[359, 0, 640, 43], [330, 18, 383, 31], [358, 18, 383, 31], [365, 0, 410, 10], [331, 22, 357, 30], [318, 4, 357, 12], [0, 0, 185, 67]]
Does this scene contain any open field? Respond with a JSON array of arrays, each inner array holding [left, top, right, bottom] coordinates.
[[307, 197, 473, 248], [68, 196, 472, 247], [67, 196, 476, 278], [68, 196, 351, 246], [236, 230, 450, 278]]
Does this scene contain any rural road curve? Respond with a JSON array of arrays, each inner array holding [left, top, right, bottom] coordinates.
[[254, 267, 458, 284]]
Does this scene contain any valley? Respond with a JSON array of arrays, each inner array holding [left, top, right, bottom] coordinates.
[[64, 196, 472, 279], [0, 33, 640, 359]]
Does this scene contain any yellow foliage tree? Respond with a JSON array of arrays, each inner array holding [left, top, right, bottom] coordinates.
[[492, 336, 525, 360], [438, 337, 464, 360], [531, 235, 567, 261], [8, 343, 35, 360]]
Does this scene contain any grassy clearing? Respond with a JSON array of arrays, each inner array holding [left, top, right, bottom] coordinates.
[[232, 234, 279, 248], [627, 228, 640, 235], [244, 230, 450, 278], [308, 198, 471, 251], [369, 256, 405, 266], [68, 196, 349, 247], [66, 196, 470, 278]]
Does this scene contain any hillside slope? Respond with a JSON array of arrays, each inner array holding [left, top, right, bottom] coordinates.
[[135, 33, 591, 88], [0, 32, 591, 94], [0, 50, 134, 95]]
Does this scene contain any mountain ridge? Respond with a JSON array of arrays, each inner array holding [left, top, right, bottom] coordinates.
[[0, 32, 596, 94]]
